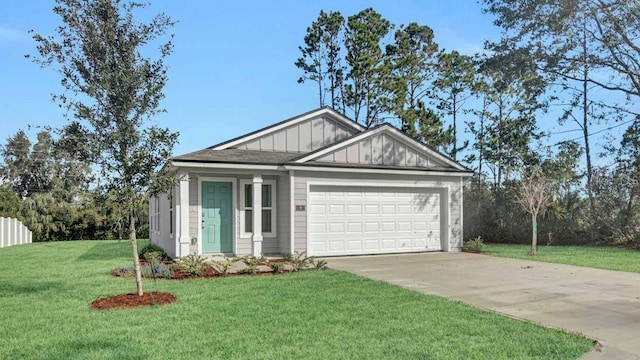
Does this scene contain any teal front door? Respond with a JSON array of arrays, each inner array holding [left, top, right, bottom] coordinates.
[[201, 181, 233, 253]]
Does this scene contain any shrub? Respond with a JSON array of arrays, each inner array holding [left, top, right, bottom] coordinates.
[[291, 251, 311, 271], [178, 254, 208, 276], [464, 236, 485, 252], [309, 258, 328, 270], [210, 256, 240, 276], [139, 243, 167, 260], [269, 262, 285, 274]]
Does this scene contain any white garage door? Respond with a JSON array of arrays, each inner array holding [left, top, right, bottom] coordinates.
[[308, 185, 442, 256]]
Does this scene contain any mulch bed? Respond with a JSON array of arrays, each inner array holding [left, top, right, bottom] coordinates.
[[90, 292, 177, 310]]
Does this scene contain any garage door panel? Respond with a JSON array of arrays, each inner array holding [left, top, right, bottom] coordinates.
[[346, 222, 362, 233], [398, 221, 412, 232], [328, 222, 344, 233], [310, 204, 326, 215], [309, 185, 442, 256]]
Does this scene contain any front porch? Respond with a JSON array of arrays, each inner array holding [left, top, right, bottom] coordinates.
[[173, 169, 292, 258]]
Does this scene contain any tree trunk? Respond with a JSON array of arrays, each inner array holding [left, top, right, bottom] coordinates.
[[530, 213, 538, 256], [452, 93, 457, 160], [130, 208, 143, 296], [582, 23, 596, 241]]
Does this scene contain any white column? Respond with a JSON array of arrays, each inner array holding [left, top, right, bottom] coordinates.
[[177, 171, 191, 257], [27, 229, 32, 244], [289, 171, 295, 254], [252, 174, 263, 256]]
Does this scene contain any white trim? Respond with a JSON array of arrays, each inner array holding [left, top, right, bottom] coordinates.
[[459, 176, 464, 250], [289, 170, 295, 254], [197, 177, 237, 256], [172, 161, 281, 171], [305, 180, 451, 256], [239, 179, 277, 238], [211, 108, 365, 150], [294, 124, 468, 171], [284, 165, 473, 177]]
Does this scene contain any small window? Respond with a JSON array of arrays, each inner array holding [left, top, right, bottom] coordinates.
[[240, 180, 276, 237]]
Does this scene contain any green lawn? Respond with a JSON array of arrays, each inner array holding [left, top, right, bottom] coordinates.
[[0, 241, 592, 359], [483, 243, 640, 273]]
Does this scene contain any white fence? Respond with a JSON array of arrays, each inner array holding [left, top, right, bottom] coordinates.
[[0, 218, 32, 248]]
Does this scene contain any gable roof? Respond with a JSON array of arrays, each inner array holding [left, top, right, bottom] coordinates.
[[292, 123, 470, 171], [209, 107, 365, 150]]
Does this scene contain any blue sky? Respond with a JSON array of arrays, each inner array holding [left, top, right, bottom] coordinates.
[[0, 0, 626, 164]]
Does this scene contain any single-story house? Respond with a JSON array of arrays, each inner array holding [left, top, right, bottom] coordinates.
[[149, 107, 472, 258]]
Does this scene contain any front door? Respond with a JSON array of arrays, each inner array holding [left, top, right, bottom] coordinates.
[[201, 181, 233, 253]]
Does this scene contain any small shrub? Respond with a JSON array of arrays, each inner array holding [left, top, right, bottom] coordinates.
[[291, 251, 311, 271], [139, 243, 167, 260], [210, 256, 240, 276], [309, 257, 328, 270], [178, 254, 208, 276], [464, 236, 485, 252], [283, 253, 293, 262], [269, 262, 285, 274]]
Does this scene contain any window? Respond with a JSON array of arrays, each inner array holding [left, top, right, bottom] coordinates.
[[240, 179, 276, 237]]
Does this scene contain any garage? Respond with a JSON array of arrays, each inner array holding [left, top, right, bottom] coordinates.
[[308, 185, 445, 256]]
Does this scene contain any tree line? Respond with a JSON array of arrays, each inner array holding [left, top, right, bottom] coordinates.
[[296, 2, 640, 249]]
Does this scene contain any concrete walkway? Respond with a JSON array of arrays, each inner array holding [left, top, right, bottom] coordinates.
[[327, 252, 640, 359]]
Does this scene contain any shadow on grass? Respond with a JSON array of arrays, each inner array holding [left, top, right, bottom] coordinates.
[[76, 241, 133, 262], [15, 339, 147, 360], [0, 280, 68, 298]]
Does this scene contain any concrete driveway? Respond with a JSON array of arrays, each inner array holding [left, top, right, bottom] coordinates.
[[327, 252, 640, 359]]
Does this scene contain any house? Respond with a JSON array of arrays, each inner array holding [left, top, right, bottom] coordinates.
[[149, 107, 473, 258]]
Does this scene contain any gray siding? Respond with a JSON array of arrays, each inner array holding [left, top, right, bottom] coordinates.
[[292, 171, 464, 254], [232, 115, 357, 152], [149, 193, 175, 258], [316, 132, 449, 168]]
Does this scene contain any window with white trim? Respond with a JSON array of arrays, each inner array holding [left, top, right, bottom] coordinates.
[[239, 179, 276, 237]]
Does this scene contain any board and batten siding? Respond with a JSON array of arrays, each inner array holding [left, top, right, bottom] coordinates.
[[315, 132, 448, 168], [186, 172, 289, 256], [231, 115, 357, 152], [292, 171, 464, 254]]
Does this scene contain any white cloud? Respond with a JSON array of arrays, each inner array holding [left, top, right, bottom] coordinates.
[[0, 26, 28, 42]]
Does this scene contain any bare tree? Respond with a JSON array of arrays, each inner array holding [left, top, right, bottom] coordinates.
[[514, 167, 554, 255]]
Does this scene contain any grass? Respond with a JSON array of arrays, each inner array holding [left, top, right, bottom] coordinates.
[[0, 240, 592, 359], [483, 243, 640, 273]]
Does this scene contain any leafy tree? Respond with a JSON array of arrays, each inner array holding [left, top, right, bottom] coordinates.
[[476, 51, 544, 186], [385, 22, 439, 135], [0, 130, 32, 197], [295, 10, 345, 111], [344, 8, 392, 127], [30, 0, 178, 296], [0, 185, 21, 219], [433, 51, 475, 160]]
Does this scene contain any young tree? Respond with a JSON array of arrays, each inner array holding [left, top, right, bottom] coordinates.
[[30, 0, 178, 296], [515, 167, 554, 255], [295, 10, 346, 111], [344, 8, 392, 127]]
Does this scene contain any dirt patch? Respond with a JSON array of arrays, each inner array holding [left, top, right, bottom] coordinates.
[[90, 292, 177, 310]]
